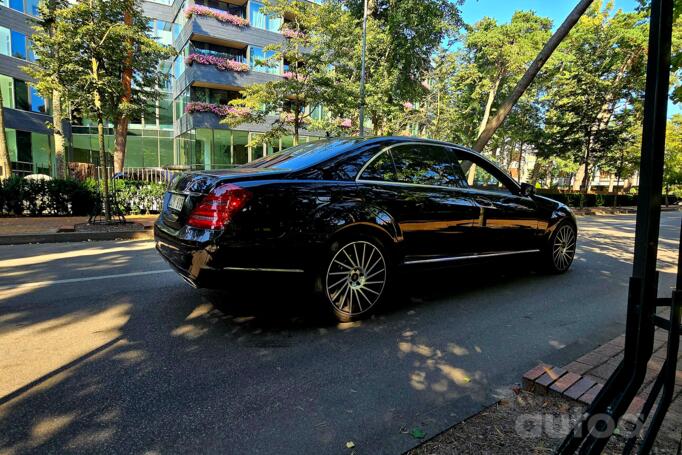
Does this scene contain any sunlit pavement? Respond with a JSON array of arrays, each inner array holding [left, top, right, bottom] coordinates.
[[0, 212, 679, 454]]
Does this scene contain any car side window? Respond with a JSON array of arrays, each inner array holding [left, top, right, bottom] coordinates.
[[389, 144, 463, 188], [456, 155, 513, 194], [360, 150, 397, 181]]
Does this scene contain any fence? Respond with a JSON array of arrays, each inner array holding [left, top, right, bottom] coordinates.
[[11, 161, 51, 177]]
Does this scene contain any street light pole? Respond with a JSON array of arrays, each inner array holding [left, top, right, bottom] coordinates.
[[358, 0, 368, 137]]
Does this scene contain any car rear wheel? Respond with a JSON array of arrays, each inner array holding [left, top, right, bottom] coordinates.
[[543, 221, 577, 273], [320, 237, 390, 322]]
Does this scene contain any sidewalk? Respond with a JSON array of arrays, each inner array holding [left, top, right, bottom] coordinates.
[[522, 325, 682, 452], [0, 215, 158, 244]]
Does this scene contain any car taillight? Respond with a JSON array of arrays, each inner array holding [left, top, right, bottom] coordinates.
[[187, 183, 251, 230]]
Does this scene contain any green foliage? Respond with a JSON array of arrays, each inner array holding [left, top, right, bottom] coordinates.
[[0, 177, 164, 216], [664, 114, 682, 190], [0, 177, 97, 216]]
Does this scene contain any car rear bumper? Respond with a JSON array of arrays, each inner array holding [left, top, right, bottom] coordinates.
[[154, 220, 312, 288]]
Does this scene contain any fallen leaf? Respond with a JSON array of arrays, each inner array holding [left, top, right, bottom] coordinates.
[[410, 427, 426, 439], [346, 441, 355, 449]]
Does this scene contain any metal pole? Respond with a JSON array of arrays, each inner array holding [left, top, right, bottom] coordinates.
[[358, 0, 368, 137]]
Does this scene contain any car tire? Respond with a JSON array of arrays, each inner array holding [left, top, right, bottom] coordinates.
[[315, 235, 392, 322], [541, 220, 577, 274]]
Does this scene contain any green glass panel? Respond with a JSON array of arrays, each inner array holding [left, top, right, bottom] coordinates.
[[6, 129, 16, 161], [194, 128, 212, 169], [31, 132, 51, 167], [159, 138, 173, 165], [143, 136, 159, 167], [0, 75, 13, 109], [233, 130, 249, 164], [213, 129, 231, 167], [281, 135, 294, 149], [125, 136, 144, 167]]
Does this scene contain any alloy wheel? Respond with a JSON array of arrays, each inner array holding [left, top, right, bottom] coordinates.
[[552, 224, 576, 271], [325, 240, 387, 317]]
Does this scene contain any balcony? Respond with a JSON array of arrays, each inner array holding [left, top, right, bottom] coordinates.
[[174, 7, 285, 51]]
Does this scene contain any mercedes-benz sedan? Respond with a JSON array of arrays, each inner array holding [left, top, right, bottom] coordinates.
[[155, 137, 577, 321]]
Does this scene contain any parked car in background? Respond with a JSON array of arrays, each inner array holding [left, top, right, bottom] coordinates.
[[155, 137, 577, 321]]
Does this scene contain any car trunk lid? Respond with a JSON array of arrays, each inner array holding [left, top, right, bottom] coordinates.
[[161, 168, 288, 231]]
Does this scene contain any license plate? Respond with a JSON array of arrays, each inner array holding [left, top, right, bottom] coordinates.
[[168, 194, 185, 212]]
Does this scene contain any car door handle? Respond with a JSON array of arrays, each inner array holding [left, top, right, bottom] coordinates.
[[474, 196, 495, 208]]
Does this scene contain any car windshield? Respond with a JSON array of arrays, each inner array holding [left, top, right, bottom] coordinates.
[[241, 138, 365, 171]]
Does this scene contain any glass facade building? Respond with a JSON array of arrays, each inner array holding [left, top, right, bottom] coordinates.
[[0, 0, 321, 176]]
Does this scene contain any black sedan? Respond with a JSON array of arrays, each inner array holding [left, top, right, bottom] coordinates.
[[155, 137, 577, 321]]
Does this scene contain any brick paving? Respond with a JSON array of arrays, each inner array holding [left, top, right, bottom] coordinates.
[[523, 324, 682, 451], [0, 215, 158, 235]]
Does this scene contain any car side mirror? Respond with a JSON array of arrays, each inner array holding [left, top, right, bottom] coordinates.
[[520, 182, 535, 197]]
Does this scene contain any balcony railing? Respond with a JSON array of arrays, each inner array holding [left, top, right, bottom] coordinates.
[[191, 47, 247, 64]]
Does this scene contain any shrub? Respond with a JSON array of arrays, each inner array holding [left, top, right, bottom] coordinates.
[[0, 177, 164, 216]]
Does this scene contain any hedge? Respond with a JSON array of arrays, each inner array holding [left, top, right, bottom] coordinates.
[[0, 176, 166, 216], [537, 191, 678, 208]]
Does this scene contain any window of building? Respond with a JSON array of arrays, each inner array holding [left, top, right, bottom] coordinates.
[[249, 1, 281, 32], [195, 0, 245, 17], [233, 131, 249, 164], [13, 79, 28, 111], [191, 41, 247, 62], [213, 129, 232, 167], [26, 0, 39, 16], [390, 144, 463, 187], [9, 0, 24, 13], [10, 30, 26, 59], [0, 26, 10, 57], [249, 46, 279, 74], [158, 94, 173, 129], [0, 75, 14, 109], [29, 87, 47, 113]]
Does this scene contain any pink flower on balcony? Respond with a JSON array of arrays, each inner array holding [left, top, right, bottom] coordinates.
[[282, 28, 303, 39], [185, 5, 249, 27], [282, 71, 304, 81], [185, 102, 251, 118], [403, 101, 414, 110], [185, 54, 249, 72], [339, 118, 352, 128]]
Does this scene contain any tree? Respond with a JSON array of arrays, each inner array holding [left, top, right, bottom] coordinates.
[[663, 114, 682, 205], [539, 2, 648, 193], [51, 0, 173, 219], [23, 0, 74, 178], [224, 0, 353, 144], [472, 0, 595, 152]]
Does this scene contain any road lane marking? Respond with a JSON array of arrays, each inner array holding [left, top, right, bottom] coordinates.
[[0, 269, 174, 291]]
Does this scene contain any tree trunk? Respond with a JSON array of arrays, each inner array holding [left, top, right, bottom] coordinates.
[[608, 173, 614, 193], [517, 144, 524, 182], [97, 112, 111, 221], [477, 72, 503, 139], [92, 57, 110, 221], [472, 0, 595, 152], [572, 164, 585, 191], [614, 175, 620, 207], [114, 6, 133, 173], [0, 89, 10, 178], [52, 90, 67, 178], [665, 184, 670, 207]]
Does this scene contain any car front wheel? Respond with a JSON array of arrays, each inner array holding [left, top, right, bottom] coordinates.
[[542, 221, 577, 273], [319, 237, 390, 322]]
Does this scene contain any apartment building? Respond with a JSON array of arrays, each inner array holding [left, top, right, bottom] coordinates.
[[0, 0, 323, 176]]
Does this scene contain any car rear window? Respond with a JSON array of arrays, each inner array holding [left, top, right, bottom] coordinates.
[[242, 138, 366, 171]]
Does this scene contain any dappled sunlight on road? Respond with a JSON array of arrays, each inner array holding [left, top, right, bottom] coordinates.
[[0, 303, 131, 397], [0, 242, 155, 268], [398, 330, 486, 402], [577, 216, 679, 274]]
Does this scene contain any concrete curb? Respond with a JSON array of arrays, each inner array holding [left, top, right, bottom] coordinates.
[[0, 229, 154, 245]]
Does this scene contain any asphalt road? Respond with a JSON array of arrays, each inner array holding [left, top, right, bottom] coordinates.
[[0, 212, 680, 455]]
